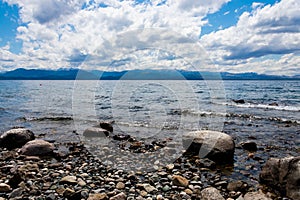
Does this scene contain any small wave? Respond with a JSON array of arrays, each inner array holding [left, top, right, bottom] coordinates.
[[24, 116, 73, 121], [222, 102, 300, 112]]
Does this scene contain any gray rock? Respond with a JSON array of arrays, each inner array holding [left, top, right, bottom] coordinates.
[[260, 156, 300, 200], [0, 128, 34, 149], [83, 127, 109, 137], [244, 191, 271, 200], [20, 139, 54, 156], [183, 130, 235, 163], [200, 187, 225, 200]]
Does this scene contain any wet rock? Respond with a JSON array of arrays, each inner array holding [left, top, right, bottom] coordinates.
[[183, 130, 235, 164], [240, 141, 257, 151], [260, 156, 300, 200], [20, 139, 54, 156], [233, 99, 246, 104], [244, 191, 272, 200], [83, 127, 110, 137], [109, 192, 126, 200], [99, 121, 114, 132], [88, 193, 108, 200], [0, 128, 34, 150], [200, 187, 225, 200], [60, 176, 77, 185], [172, 175, 189, 187], [0, 183, 11, 192]]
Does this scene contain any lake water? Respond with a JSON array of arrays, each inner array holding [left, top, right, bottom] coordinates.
[[0, 80, 299, 170]]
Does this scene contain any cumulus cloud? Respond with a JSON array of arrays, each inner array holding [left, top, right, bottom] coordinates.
[[199, 0, 300, 75], [1, 0, 230, 72]]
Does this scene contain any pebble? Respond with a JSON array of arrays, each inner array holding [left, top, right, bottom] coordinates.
[[60, 175, 77, 185], [87, 193, 108, 200], [0, 183, 11, 192], [172, 175, 189, 187], [116, 182, 125, 189]]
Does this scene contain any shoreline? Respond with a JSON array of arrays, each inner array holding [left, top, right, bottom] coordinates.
[[1, 127, 298, 199]]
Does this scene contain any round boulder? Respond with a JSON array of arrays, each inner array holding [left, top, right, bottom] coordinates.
[[0, 128, 35, 150], [20, 140, 54, 156], [182, 130, 235, 164]]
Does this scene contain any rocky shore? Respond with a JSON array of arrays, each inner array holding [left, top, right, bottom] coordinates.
[[0, 125, 299, 200]]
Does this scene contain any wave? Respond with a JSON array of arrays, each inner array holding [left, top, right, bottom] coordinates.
[[224, 102, 300, 112], [174, 109, 300, 125], [22, 116, 73, 122]]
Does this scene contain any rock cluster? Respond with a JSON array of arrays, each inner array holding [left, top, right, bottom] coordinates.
[[0, 126, 298, 199]]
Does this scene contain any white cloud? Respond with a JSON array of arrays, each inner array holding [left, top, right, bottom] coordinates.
[[200, 0, 300, 75], [1, 0, 230, 72]]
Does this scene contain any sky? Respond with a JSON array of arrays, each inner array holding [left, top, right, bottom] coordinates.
[[0, 0, 299, 75]]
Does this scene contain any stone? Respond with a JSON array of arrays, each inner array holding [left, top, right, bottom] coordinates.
[[166, 164, 174, 170], [88, 193, 108, 200], [8, 187, 23, 198], [183, 130, 235, 164], [0, 183, 11, 192], [83, 127, 109, 137], [260, 156, 300, 200], [60, 176, 77, 185], [136, 183, 157, 193], [184, 189, 193, 195], [0, 128, 34, 149], [227, 180, 248, 192], [20, 139, 54, 156], [200, 187, 225, 200], [116, 182, 125, 189], [109, 192, 126, 200], [172, 175, 189, 187], [99, 121, 113, 132], [244, 191, 272, 200], [63, 188, 75, 197], [240, 141, 257, 151]]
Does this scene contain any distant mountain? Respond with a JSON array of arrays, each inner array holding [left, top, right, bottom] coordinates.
[[0, 68, 299, 80]]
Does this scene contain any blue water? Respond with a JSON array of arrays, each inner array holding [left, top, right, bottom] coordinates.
[[0, 80, 299, 154]]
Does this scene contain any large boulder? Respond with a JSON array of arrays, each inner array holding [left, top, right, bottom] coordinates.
[[0, 128, 35, 150], [259, 156, 300, 200], [182, 130, 235, 164], [20, 140, 54, 156], [83, 127, 109, 137]]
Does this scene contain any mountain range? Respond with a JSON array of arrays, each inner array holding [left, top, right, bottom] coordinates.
[[0, 68, 299, 80]]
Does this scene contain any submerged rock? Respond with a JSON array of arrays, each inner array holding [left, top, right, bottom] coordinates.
[[0, 128, 35, 150], [240, 141, 257, 152], [260, 156, 300, 200], [20, 139, 54, 156], [183, 130, 235, 164], [83, 127, 110, 137]]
